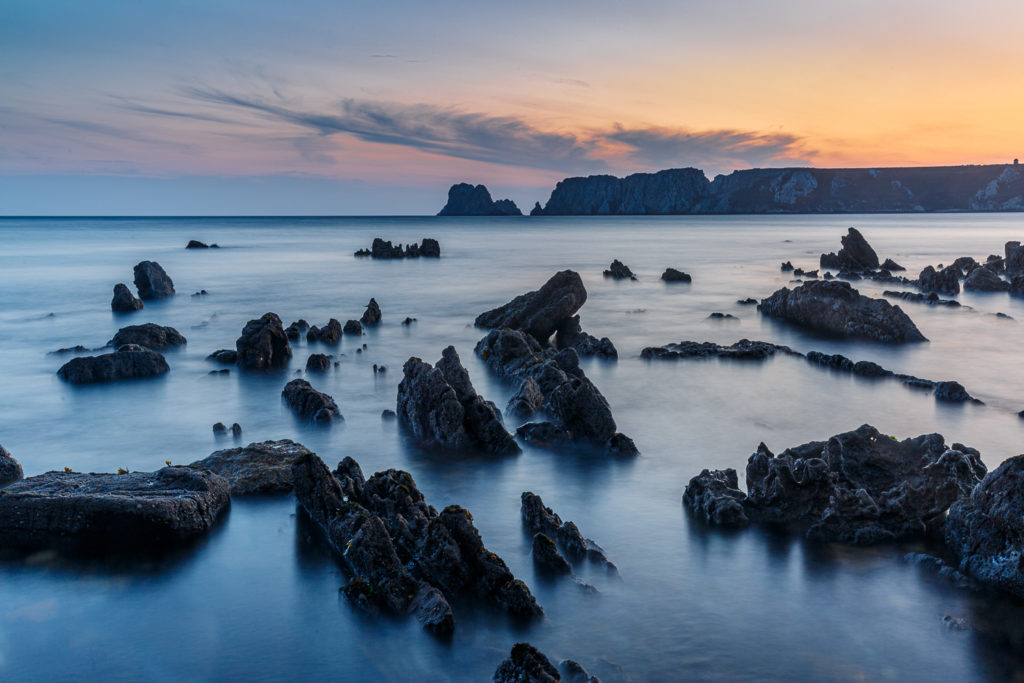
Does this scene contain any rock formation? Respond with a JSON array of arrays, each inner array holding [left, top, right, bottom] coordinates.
[[355, 238, 442, 259], [0, 446, 24, 488], [819, 227, 880, 271], [475, 270, 588, 342], [133, 260, 175, 299], [661, 267, 691, 282], [189, 439, 313, 494], [282, 379, 342, 424], [57, 345, 169, 384], [437, 183, 522, 216], [108, 323, 186, 350], [360, 298, 382, 325], [235, 313, 292, 369], [603, 259, 636, 280], [307, 319, 342, 344], [111, 283, 144, 312]]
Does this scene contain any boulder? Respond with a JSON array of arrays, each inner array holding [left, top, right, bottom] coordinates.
[[881, 258, 905, 271], [0, 446, 24, 488], [282, 379, 342, 423], [819, 227, 879, 271], [360, 298, 382, 325], [109, 323, 186, 350], [307, 319, 342, 344], [111, 283, 144, 312], [57, 345, 169, 384], [475, 270, 588, 342], [371, 238, 404, 259], [343, 320, 363, 335], [493, 643, 561, 683], [758, 280, 927, 343], [603, 259, 636, 280], [189, 439, 313, 494], [235, 313, 292, 369], [420, 238, 441, 258], [132, 261, 175, 300], [661, 268, 691, 282], [555, 315, 617, 359], [0, 466, 230, 551], [305, 353, 331, 372], [207, 349, 237, 364], [963, 266, 1009, 292], [683, 468, 749, 527], [285, 320, 309, 341], [185, 240, 209, 249], [918, 265, 961, 296], [933, 381, 978, 403], [946, 455, 1024, 597]]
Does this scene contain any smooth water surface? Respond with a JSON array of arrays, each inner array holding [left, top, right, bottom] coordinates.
[[1, 214, 1023, 681]]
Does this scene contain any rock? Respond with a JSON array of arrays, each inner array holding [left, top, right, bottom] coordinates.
[[903, 552, 973, 589], [883, 290, 961, 307], [918, 265, 961, 296], [207, 349, 237, 364], [189, 439, 312, 494], [517, 422, 573, 448], [559, 659, 601, 683], [758, 280, 927, 343], [409, 584, 455, 635], [493, 643, 561, 683], [946, 455, 1024, 597], [57, 345, 169, 384], [396, 347, 519, 454], [231, 423, 242, 436], [213, 422, 227, 434], [963, 266, 1009, 292], [305, 354, 331, 372], [521, 492, 615, 568], [132, 261, 175, 300], [235, 313, 292, 369], [1006, 241, 1024, 277], [683, 468, 749, 526], [285, 320, 309, 341], [358, 237, 441, 259], [50, 345, 89, 355], [642, 339, 795, 361], [933, 381, 979, 403], [475, 270, 588, 342], [0, 466, 230, 551], [881, 258, 905, 271], [360, 298, 382, 325], [108, 323, 186, 350], [781, 261, 794, 272], [0, 446, 24, 488], [437, 183, 522, 216], [507, 377, 545, 419], [793, 268, 818, 278], [661, 267, 691, 282], [111, 283, 144, 312], [707, 312, 738, 319], [381, 409, 397, 420], [533, 533, 572, 574], [402, 317, 416, 325], [555, 315, 617, 359], [603, 259, 636, 280], [371, 237, 404, 259], [185, 240, 209, 249], [420, 238, 441, 258], [819, 228, 879, 271], [282, 379, 342, 424], [343, 320, 363, 335], [737, 297, 758, 305], [307, 319, 342, 344]]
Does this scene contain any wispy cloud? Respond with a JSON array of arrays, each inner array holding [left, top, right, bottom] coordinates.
[[606, 126, 809, 173]]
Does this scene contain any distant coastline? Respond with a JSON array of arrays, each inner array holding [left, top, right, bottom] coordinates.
[[440, 162, 1024, 216]]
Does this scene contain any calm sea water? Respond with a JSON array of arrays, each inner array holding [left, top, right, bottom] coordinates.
[[1, 214, 1023, 681]]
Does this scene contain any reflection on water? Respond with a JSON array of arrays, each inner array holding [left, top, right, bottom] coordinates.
[[1, 214, 1023, 680]]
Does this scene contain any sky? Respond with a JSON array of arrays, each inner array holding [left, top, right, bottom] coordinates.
[[2, 0, 1023, 215]]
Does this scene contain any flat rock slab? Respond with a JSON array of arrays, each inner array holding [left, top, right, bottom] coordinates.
[[0, 467, 230, 551], [189, 439, 313, 494], [57, 345, 169, 384]]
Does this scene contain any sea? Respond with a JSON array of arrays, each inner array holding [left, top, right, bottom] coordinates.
[[0, 214, 1023, 681]]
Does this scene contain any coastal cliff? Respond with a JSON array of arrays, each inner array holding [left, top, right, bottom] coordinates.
[[438, 183, 522, 216], [528, 163, 1024, 215]]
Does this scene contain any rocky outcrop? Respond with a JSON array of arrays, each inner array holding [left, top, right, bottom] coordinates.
[[918, 265, 961, 296], [883, 291, 962, 307], [355, 238, 442, 259], [642, 339, 796, 360], [521, 491, 615, 570], [881, 258, 905, 271], [507, 377, 544, 419], [0, 466, 230, 551], [307, 319, 341, 344], [819, 227, 880, 271], [536, 168, 710, 215], [685, 425, 986, 544], [305, 353, 331, 372], [493, 643, 562, 683], [555, 316, 617, 359], [603, 259, 636, 280], [475, 270, 587, 342], [661, 268, 691, 282], [946, 455, 1024, 597], [189, 439, 313, 494], [396, 346, 519, 454], [0, 446, 24, 488], [963, 266, 1009, 292], [235, 313, 292, 369], [57, 345, 169, 384], [285, 320, 309, 340], [109, 323, 186, 350], [111, 283, 144, 312], [360, 298, 382, 325], [291, 451, 539, 633], [186, 240, 217, 249], [758, 280, 927, 343], [343, 320, 363, 335], [133, 261, 175, 300], [437, 183, 522, 216], [282, 379, 342, 424]]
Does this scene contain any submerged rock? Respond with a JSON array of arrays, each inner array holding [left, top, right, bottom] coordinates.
[[285, 320, 309, 341], [758, 280, 927, 343], [493, 643, 562, 683], [108, 323, 186, 350], [133, 261, 175, 300], [642, 339, 795, 360], [516, 422, 573, 449], [603, 259, 636, 280], [0, 467, 230, 551], [111, 283, 144, 312], [883, 290, 961, 307], [358, 238, 441, 259], [282, 379, 342, 424], [189, 439, 313, 494], [360, 298, 382, 325], [236, 313, 292, 370], [0, 446, 24, 488], [475, 270, 588, 342], [57, 345, 169, 384], [661, 267, 691, 282], [207, 349, 237, 364]]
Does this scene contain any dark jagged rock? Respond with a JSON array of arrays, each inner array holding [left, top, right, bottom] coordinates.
[[881, 258, 905, 271], [603, 259, 636, 280], [57, 345, 169, 384], [437, 183, 522, 216], [555, 315, 617, 359], [707, 312, 739, 319], [282, 379, 342, 424], [208, 349, 237, 364], [737, 298, 758, 305], [521, 492, 615, 570], [361, 298, 382, 325], [285, 320, 309, 341], [642, 339, 795, 360], [953, 256, 980, 274], [236, 313, 292, 370], [50, 345, 89, 355], [683, 468, 749, 527], [109, 323, 186, 350], [533, 533, 572, 574], [883, 290, 962, 307], [1006, 241, 1024, 277], [475, 270, 588, 342], [343, 320, 363, 335], [357, 238, 441, 259], [946, 455, 1024, 597], [189, 439, 313, 494], [420, 238, 440, 258], [493, 643, 561, 683], [396, 347, 519, 454], [819, 227, 879, 271], [305, 353, 331, 372], [185, 240, 209, 249], [963, 266, 1009, 292], [0, 446, 24, 488], [806, 351, 887, 377], [559, 659, 601, 683], [933, 381, 977, 403], [918, 265, 961, 296], [132, 261, 175, 300], [307, 319, 341, 344], [690, 425, 986, 544], [781, 261, 794, 272], [758, 280, 927, 343], [793, 268, 818, 279], [516, 422, 573, 448], [661, 267, 691, 282], [111, 283, 144, 312], [0, 467, 230, 551], [507, 377, 545, 419]]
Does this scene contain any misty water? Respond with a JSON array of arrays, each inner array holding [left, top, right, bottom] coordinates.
[[1, 214, 1024, 681]]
